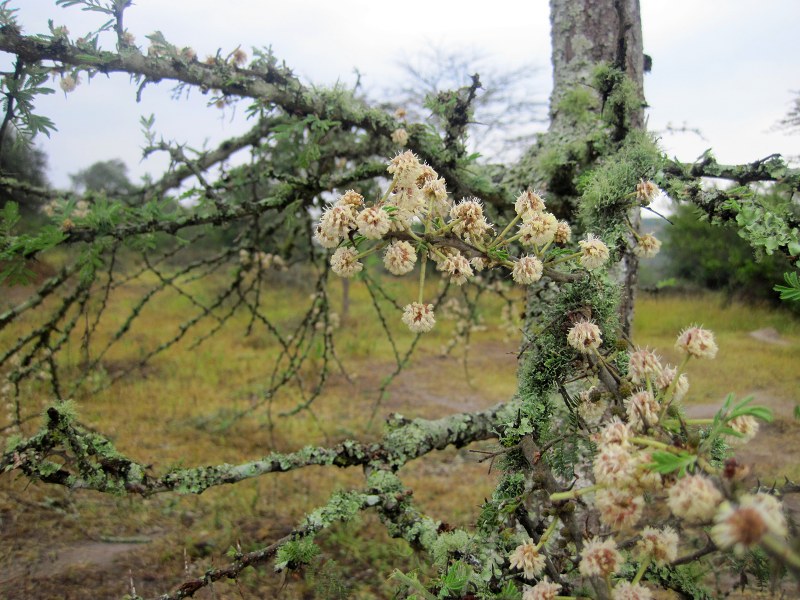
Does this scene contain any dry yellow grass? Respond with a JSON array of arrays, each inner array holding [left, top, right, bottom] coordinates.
[[1, 266, 519, 598]]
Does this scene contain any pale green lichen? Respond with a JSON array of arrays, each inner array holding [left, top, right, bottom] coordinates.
[[518, 277, 620, 400], [366, 469, 404, 494], [592, 63, 642, 134], [48, 399, 78, 423], [557, 86, 598, 124], [126, 462, 144, 484], [570, 34, 594, 58], [302, 490, 367, 531], [36, 459, 62, 477], [397, 515, 439, 552], [385, 421, 432, 462], [3, 433, 22, 454], [578, 129, 663, 232], [431, 530, 477, 567]]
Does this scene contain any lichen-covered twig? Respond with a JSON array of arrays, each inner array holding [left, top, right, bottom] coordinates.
[[2, 399, 517, 495]]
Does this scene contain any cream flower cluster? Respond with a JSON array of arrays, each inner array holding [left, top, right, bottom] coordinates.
[[523, 578, 561, 600], [239, 249, 286, 271], [508, 540, 546, 579], [579, 537, 622, 577], [383, 240, 417, 275], [566, 320, 603, 354], [632, 233, 661, 258], [315, 152, 650, 334], [401, 302, 435, 333], [675, 325, 718, 359], [711, 493, 787, 555], [578, 234, 610, 270], [552, 324, 789, 594]]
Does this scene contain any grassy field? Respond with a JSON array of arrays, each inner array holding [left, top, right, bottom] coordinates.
[[1, 269, 799, 599]]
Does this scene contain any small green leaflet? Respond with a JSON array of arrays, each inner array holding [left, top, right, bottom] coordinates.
[[646, 450, 696, 476], [725, 395, 773, 423], [487, 247, 509, 261], [774, 271, 800, 303]]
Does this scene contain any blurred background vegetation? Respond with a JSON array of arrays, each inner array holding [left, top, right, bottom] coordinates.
[[639, 184, 798, 310]]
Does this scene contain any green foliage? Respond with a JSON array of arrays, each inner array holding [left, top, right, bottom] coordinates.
[[578, 129, 662, 238], [705, 434, 730, 469], [518, 277, 620, 400], [436, 560, 471, 597], [390, 570, 438, 600], [476, 500, 500, 532], [776, 91, 800, 134], [697, 394, 772, 455], [0, 1, 18, 26], [308, 559, 352, 600], [0, 61, 56, 141], [545, 432, 591, 479], [0, 198, 20, 232], [491, 580, 522, 600], [274, 537, 321, 571], [664, 203, 797, 305], [645, 562, 714, 600], [646, 450, 697, 475], [55, 0, 116, 15], [70, 159, 136, 195], [721, 394, 773, 424], [728, 546, 783, 588], [493, 472, 525, 514], [0, 201, 66, 285], [272, 114, 343, 169], [0, 128, 49, 215], [774, 271, 800, 302]]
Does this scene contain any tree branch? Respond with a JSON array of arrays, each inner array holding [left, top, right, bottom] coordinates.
[[2, 400, 517, 495], [0, 25, 500, 204]]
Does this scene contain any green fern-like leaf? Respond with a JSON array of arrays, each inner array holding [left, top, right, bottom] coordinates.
[[774, 271, 800, 302]]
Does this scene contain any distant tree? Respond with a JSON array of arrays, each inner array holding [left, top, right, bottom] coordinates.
[[0, 128, 48, 214], [664, 199, 796, 304], [390, 46, 546, 162], [776, 92, 800, 135], [69, 158, 135, 196]]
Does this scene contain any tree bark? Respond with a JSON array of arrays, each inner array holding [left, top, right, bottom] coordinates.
[[549, 0, 645, 335], [549, 0, 644, 134]]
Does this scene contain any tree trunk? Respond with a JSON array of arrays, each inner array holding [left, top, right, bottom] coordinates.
[[549, 0, 645, 335], [549, 0, 644, 134]]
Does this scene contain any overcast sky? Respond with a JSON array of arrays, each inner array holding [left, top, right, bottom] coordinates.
[[4, 1, 799, 190]]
